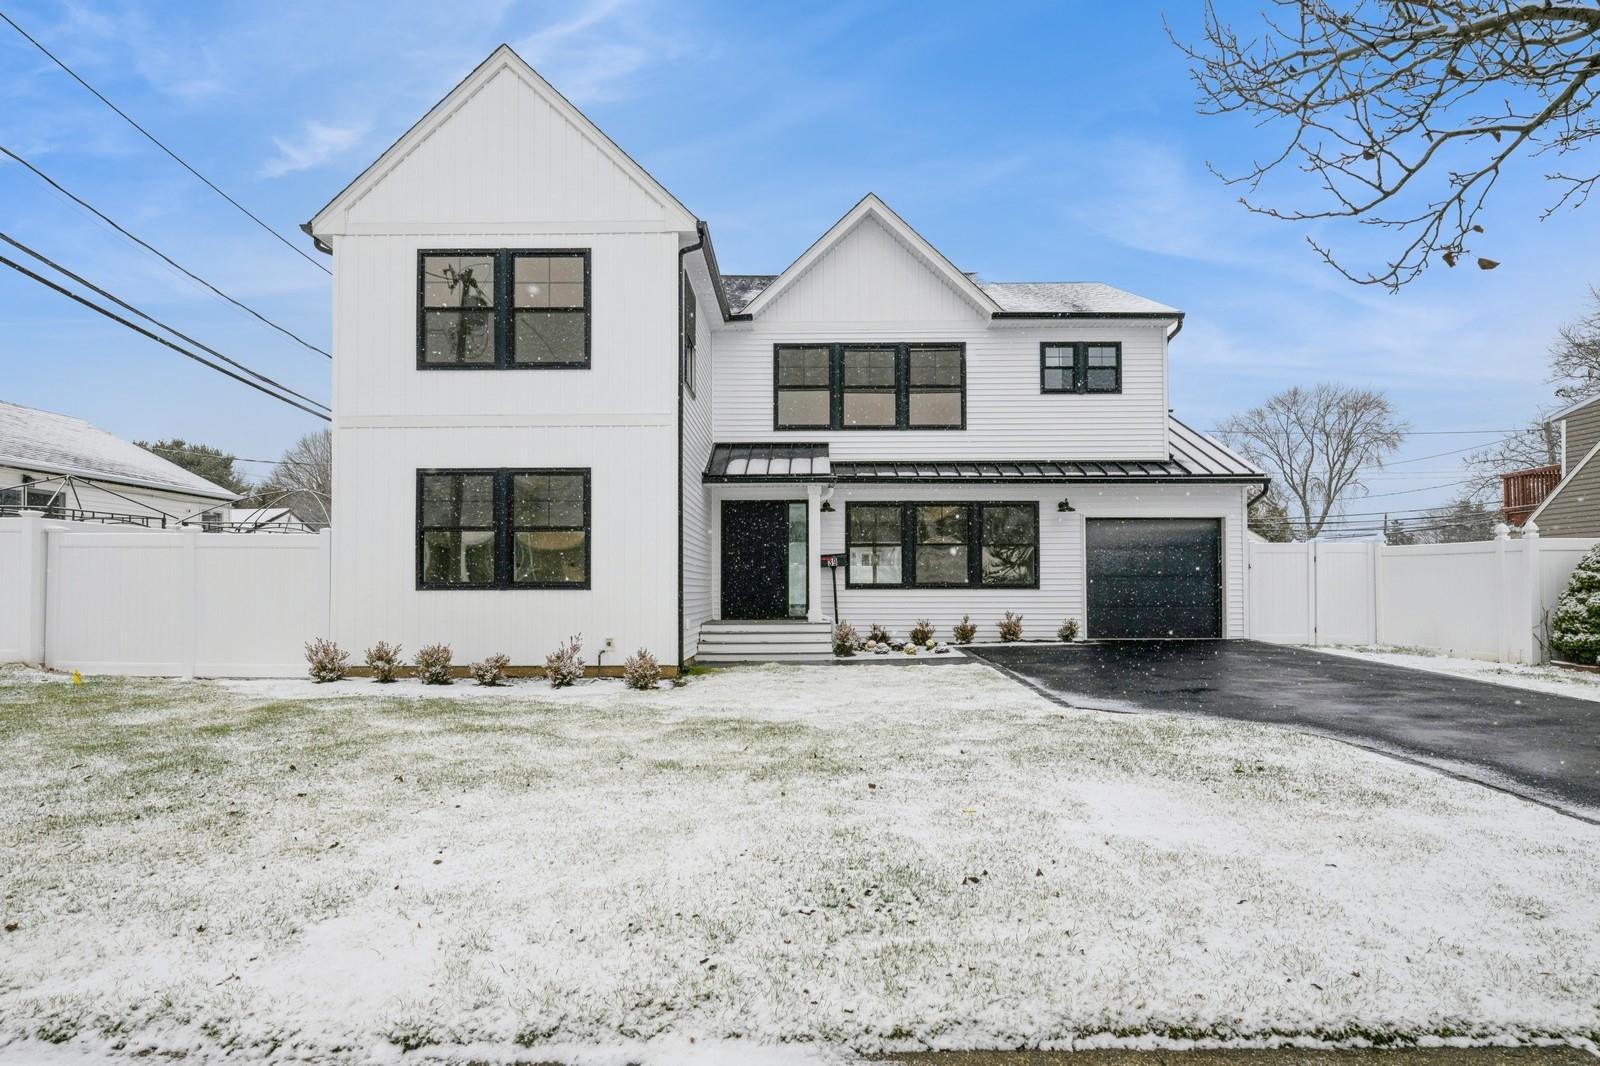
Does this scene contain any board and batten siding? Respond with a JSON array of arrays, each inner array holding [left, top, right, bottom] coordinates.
[[680, 260, 717, 659], [707, 482, 1247, 642]]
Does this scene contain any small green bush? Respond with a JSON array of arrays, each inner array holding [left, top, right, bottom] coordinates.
[[868, 623, 891, 645], [997, 611, 1024, 642], [364, 641, 402, 682], [545, 634, 584, 688], [1057, 619, 1080, 642], [909, 619, 935, 645], [833, 621, 860, 657], [304, 638, 348, 683], [1551, 544, 1600, 663], [952, 615, 978, 643], [623, 648, 661, 690], [413, 643, 453, 685], [470, 653, 511, 686]]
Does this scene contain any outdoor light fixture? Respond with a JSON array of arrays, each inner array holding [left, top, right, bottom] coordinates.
[[820, 500, 835, 512], [1056, 499, 1076, 513]]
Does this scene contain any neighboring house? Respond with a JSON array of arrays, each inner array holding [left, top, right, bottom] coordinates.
[[227, 506, 314, 533], [0, 400, 237, 526], [1504, 396, 1600, 535], [305, 45, 1267, 670]]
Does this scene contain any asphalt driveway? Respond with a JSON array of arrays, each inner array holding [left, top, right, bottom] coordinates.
[[967, 641, 1600, 817]]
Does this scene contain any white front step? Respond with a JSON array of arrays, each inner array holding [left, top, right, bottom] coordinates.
[[697, 619, 834, 664]]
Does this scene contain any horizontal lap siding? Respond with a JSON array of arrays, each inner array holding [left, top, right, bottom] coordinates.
[[805, 483, 1247, 642], [681, 267, 716, 662]]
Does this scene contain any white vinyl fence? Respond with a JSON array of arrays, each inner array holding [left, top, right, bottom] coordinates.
[[1247, 527, 1597, 663], [2, 512, 330, 677]]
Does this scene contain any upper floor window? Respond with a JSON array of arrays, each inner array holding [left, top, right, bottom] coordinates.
[[418, 250, 590, 370], [417, 468, 590, 589], [1041, 341, 1121, 394], [681, 271, 697, 394], [773, 343, 966, 430]]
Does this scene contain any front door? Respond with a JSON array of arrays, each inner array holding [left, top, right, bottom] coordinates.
[[721, 501, 807, 620]]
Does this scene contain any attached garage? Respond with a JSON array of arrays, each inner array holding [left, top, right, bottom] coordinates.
[[1086, 518, 1222, 638]]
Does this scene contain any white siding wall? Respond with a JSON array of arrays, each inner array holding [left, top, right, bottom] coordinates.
[[707, 482, 1248, 643], [681, 260, 717, 659]]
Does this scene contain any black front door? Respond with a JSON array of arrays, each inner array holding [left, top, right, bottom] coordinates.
[[1086, 518, 1222, 638], [722, 501, 797, 620]]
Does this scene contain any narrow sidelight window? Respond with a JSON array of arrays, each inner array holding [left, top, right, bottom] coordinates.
[[417, 468, 590, 589], [841, 346, 898, 428], [418, 249, 590, 369], [914, 504, 970, 586], [980, 503, 1038, 586], [847, 504, 903, 586], [1040, 341, 1121, 394], [907, 345, 964, 427], [418, 471, 497, 586], [680, 270, 697, 393], [420, 254, 497, 366], [775, 346, 833, 428]]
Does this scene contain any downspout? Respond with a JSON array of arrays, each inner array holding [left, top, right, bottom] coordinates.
[[676, 231, 705, 673]]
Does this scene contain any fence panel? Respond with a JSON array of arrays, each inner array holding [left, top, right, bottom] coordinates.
[[0, 519, 29, 662], [194, 534, 330, 675], [1312, 542, 1374, 646], [1246, 542, 1313, 644], [1377, 543, 1502, 659]]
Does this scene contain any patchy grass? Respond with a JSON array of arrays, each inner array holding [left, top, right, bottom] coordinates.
[[0, 663, 1597, 1065]]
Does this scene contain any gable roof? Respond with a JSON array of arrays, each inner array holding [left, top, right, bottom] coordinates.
[[1528, 434, 1600, 527], [307, 44, 697, 239], [718, 274, 1179, 318], [0, 401, 238, 501], [737, 194, 1002, 319], [1548, 392, 1600, 424]]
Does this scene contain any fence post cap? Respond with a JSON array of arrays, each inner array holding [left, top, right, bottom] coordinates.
[[1494, 522, 1511, 541], [1523, 521, 1541, 539]]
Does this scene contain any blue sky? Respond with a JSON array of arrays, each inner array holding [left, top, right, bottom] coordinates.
[[2, 0, 1597, 524]]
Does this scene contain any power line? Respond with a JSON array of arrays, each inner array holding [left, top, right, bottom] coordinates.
[[0, 143, 331, 359], [142, 443, 322, 469], [0, 229, 328, 414], [0, 251, 329, 422], [0, 10, 330, 276]]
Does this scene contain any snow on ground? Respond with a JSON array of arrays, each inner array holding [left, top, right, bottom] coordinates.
[[1, 663, 1598, 1065], [1314, 645, 1600, 702]]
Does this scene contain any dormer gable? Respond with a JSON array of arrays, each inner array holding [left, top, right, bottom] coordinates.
[[741, 194, 1001, 323], [307, 44, 697, 238]]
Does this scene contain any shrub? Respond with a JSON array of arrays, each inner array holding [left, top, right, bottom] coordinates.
[[833, 621, 860, 657], [868, 623, 891, 645], [304, 638, 348, 683], [952, 615, 977, 643], [470, 653, 511, 686], [1057, 619, 1080, 643], [623, 648, 661, 690], [997, 611, 1024, 642], [545, 634, 584, 688], [413, 643, 454, 685], [364, 641, 402, 683], [909, 619, 935, 645], [1551, 544, 1600, 663]]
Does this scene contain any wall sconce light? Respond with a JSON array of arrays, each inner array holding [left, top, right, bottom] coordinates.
[[820, 500, 836, 512], [1056, 498, 1075, 513]]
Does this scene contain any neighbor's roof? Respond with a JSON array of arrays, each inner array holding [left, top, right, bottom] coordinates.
[[716, 274, 1177, 318], [0, 400, 238, 501], [704, 416, 1264, 484]]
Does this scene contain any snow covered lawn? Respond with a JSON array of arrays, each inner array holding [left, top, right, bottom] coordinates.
[[1, 663, 1598, 1064]]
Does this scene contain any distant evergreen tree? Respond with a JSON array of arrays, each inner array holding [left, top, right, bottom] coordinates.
[[1550, 545, 1600, 664], [1248, 492, 1294, 542], [1383, 517, 1417, 545]]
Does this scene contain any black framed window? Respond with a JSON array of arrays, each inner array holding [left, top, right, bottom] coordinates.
[[842, 346, 898, 427], [680, 270, 697, 394], [907, 345, 964, 427], [1040, 341, 1121, 394], [846, 504, 903, 586], [418, 249, 590, 369], [775, 346, 832, 429], [844, 501, 1039, 589], [417, 468, 590, 589], [980, 503, 1038, 586], [773, 343, 965, 430], [915, 504, 970, 585]]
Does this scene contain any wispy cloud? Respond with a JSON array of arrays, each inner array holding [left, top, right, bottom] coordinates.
[[512, 0, 683, 103], [260, 121, 367, 178]]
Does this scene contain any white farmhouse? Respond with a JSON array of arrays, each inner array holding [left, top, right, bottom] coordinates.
[[306, 45, 1266, 673]]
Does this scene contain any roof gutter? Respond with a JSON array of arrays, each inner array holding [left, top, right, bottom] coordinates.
[[990, 310, 1184, 322], [695, 220, 752, 322], [300, 221, 333, 256]]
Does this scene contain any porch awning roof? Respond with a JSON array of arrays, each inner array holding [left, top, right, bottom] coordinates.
[[703, 418, 1266, 486]]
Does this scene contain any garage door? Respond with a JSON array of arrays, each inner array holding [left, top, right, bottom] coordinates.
[[1086, 518, 1221, 638]]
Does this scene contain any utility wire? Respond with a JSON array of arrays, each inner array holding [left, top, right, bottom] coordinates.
[[0, 229, 328, 413], [0, 143, 331, 359], [0, 252, 329, 422], [0, 10, 330, 276], [143, 444, 320, 468]]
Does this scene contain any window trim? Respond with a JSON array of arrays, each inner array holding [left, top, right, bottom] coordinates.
[[416, 249, 592, 371], [1039, 340, 1122, 395], [680, 268, 697, 397], [772, 343, 967, 430], [415, 467, 592, 590], [843, 500, 1040, 590]]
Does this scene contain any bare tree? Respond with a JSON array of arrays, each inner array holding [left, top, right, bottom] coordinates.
[[253, 429, 332, 529], [1463, 415, 1562, 498], [1550, 285, 1600, 399], [1219, 383, 1407, 538], [1175, 2, 1600, 289]]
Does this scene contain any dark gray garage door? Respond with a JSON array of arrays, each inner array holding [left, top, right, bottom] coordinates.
[[1086, 518, 1221, 638]]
